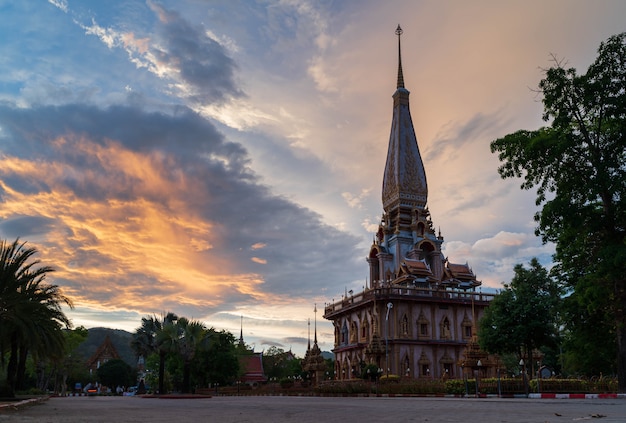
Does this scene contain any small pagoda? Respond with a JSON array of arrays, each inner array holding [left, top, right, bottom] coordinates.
[[302, 305, 327, 385]]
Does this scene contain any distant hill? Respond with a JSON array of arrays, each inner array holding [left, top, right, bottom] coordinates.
[[321, 351, 334, 360], [75, 327, 136, 368]]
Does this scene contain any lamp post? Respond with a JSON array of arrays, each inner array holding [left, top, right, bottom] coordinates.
[[385, 302, 393, 377], [461, 363, 468, 397], [475, 359, 482, 397], [537, 361, 541, 394], [519, 359, 528, 397], [497, 367, 502, 398]]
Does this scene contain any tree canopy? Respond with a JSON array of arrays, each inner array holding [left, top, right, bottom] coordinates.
[[132, 315, 240, 393], [490, 32, 626, 389], [0, 238, 73, 397], [478, 258, 560, 365], [97, 358, 135, 390]]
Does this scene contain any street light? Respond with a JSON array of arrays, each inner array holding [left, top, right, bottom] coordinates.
[[385, 302, 393, 377], [497, 367, 502, 398], [537, 361, 542, 394], [519, 359, 528, 397], [461, 363, 468, 397], [475, 359, 482, 397]]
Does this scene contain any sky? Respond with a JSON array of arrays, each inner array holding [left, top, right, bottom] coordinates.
[[0, 0, 624, 357]]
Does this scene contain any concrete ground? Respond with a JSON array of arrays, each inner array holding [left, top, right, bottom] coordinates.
[[1, 395, 625, 423]]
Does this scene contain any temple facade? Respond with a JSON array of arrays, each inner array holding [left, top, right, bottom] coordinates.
[[323, 26, 495, 381]]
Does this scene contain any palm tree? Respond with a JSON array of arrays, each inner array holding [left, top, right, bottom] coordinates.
[[176, 318, 207, 393], [0, 238, 73, 396], [131, 315, 160, 363], [132, 312, 178, 395], [156, 313, 179, 394]]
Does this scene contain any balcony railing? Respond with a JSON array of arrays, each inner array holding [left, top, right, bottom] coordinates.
[[324, 285, 494, 315]]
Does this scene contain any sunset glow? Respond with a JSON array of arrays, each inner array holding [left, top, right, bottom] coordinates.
[[1, 0, 624, 355]]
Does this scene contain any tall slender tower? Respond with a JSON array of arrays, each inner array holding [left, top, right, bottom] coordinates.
[[382, 25, 428, 215], [324, 26, 491, 382], [372, 25, 443, 285]]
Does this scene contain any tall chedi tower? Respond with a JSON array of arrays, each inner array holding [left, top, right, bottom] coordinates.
[[372, 25, 444, 286], [324, 26, 494, 382]]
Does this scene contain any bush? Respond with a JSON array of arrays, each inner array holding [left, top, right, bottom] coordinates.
[[445, 379, 467, 395], [531, 377, 617, 393], [279, 378, 294, 389], [378, 374, 400, 382], [316, 380, 370, 394]]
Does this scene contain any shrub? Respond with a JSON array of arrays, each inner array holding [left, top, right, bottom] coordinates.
[[279, 378, 294, 389]]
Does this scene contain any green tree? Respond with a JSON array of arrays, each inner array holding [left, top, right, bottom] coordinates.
[[263, 346, 287, 380], [560, 282, 616, 376], [96, 358, 135, 391], [176, 317, 207, 393], [37, 326, 89, 394], [0, 238, 73, 396], [131, 312, 178, 395], [262, 346, 304, 381], [478, 258, 561, 374], [63, 327, 91, 394], [193, 329, 239, 387], [490, 33, 626, 389]]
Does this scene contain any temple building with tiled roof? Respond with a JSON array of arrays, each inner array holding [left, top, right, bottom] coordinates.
[[86, 335, 121, 375], [324, 26, 495, 381], [237, 317, 267, 386]]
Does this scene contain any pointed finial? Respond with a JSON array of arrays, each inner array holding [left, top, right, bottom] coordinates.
[[314, 303, 318, 344], [396, 24, 405, 89], [239, 315, 244, 346], [307, 318, 311, 351]]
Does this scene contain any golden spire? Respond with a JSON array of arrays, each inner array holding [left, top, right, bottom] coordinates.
[[396, 25, 405, 89]]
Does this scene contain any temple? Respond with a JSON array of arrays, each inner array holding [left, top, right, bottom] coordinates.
[[323, 26, 495, 381]]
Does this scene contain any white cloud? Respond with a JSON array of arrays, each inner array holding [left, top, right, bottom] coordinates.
[[48, 0, 68, 13], [443, 231, 555, 288]]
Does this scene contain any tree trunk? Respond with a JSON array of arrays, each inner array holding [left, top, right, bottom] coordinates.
[[183, 362, 190, 393], [615, 284, 626, 392], [158, 351, 166, 395], [6, 333, 18, 396], [16, 345, 28, 391], [36, 360, 46, 391]]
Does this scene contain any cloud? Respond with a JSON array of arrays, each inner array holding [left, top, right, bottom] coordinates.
[[442, 231, 554, 288], [146, 1, 244, 105], [0, 215, 57, 239], [0, 102, 362, 322], [48, 0, 68, 13], [425, 110, 511, 162], [73, 1, 243, 107], [341, 188, 371, 209]]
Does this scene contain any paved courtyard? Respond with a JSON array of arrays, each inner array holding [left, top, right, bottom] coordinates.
[[1, 395, 625, 423]]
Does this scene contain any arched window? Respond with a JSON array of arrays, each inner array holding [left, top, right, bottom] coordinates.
[[341, 321, 349, 345], [417, 312, 430, 340], [362, 318, 370, 342], [461, 314, 473, 339], [400, 314, 410, 337], [350, 321, 358, 343], [440, 317, 451, 340]]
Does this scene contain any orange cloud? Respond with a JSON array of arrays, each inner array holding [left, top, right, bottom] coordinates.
[[0, 133, 267, 316]]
